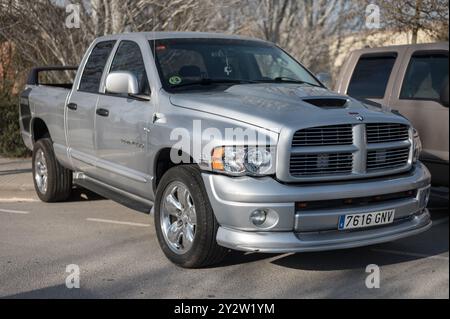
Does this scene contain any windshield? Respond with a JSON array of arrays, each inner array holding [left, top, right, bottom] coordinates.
[[150, 38, 321, 92]]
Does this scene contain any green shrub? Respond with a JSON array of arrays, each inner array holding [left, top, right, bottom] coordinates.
[[0, 95, 31, 157]]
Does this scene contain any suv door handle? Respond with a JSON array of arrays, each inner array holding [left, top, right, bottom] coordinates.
[[96, 108, 109, 117], [67, 103, 77, 110]]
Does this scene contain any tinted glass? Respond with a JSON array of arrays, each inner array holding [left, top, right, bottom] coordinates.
[[79, 41, 116, 93], [150, 38, 320, 91], [110, 41, 150, 95], [347, 54, 397, 98], [400, 53, 449, 101]]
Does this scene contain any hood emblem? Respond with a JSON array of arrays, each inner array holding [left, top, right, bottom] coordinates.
[[356, 115, 364, 121]]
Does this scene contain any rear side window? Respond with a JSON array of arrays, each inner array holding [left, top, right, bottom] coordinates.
[[79, 40, 116, 93], [400, 52, 449, 101], [347, 54, 397, 99], [109, 41, 150, 95]]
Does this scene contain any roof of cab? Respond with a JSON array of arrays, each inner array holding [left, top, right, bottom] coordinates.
[[95, 31, 272, 44], [351, 41, 449, 55]]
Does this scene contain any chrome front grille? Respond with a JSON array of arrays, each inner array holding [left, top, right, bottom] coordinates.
[[290, 153, 353, 176], [292, 124, 353, 146], [287, 123, 412, 181], [366, 123, 409, 143], [367, 147, 410, 171]]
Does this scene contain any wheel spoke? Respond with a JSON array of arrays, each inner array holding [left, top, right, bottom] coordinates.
[[177, 186, 189, 209], [165, 193, 182, 216], [183, 224, 195, 250], [167, 221, 183, 245], [187, 207, 197, 226]]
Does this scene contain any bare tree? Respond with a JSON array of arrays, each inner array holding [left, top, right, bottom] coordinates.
[[237, 0, 365, 74], [377, 0, 449, 43], [0, 0, 447, 93], [0, 0, 238, 67]]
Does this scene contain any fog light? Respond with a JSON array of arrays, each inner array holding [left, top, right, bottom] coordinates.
[[250, 209, 267, 226]]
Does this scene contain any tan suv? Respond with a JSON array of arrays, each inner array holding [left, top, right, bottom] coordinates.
[[335, 42, 449, 186]]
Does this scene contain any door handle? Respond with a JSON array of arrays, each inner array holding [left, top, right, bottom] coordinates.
[[96, 108, 109, 117], [67, 103, 77, 110]]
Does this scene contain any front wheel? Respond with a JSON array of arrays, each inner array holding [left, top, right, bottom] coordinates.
[[154, 165, 228, 268]]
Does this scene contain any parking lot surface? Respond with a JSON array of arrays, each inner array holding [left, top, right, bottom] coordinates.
[[0, 187, 448, 299]]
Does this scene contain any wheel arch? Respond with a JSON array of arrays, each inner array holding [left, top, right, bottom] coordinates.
[[153, 147, 199, 192], [31, 117, 51, 144]]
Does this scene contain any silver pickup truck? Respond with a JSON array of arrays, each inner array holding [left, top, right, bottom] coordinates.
[[19, 32, 431, 268]]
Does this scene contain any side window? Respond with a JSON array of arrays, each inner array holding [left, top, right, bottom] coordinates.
[[109, 41, 150, 95], [347, 54, 397, 99], [79, 41, 116, 93], [400, 52, 449, 102]]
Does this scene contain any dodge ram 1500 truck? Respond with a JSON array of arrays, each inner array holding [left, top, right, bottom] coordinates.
[[19, 32, 432, 268]]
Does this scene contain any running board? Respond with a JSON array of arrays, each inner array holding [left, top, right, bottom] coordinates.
[[74, 173, 154, 214]]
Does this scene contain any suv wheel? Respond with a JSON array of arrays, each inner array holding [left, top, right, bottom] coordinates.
[[154, 165, 228, 268], [32, 138, 72, 202]]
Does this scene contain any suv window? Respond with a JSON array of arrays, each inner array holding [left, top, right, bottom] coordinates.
[[79, 41, 116, 93], [347, 54, 397, 99], [400, 52, 449, 102], [109, 41, 150, 95]]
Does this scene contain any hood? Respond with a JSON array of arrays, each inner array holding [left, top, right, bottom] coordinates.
[[169, 84, 408, 133]]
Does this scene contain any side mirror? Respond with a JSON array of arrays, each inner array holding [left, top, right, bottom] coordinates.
[[440, 78, 449, 107], [105, 71, 139, 95], [316, 72, 332, 89]]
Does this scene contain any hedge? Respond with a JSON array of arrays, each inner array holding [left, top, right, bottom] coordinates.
[[0, 95, 31, 157]]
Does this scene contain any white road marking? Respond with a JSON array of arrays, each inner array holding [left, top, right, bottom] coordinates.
[[0, 198, 38, 203], [371, 248, 449, 261], [86, 218, 150, 227], [0, 208, 30, 214]]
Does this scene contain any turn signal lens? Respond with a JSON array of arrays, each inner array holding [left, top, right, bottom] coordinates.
[[211, 147, 224, 170]]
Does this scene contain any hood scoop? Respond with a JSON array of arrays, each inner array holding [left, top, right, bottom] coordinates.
[[303, 97, 348, 109]]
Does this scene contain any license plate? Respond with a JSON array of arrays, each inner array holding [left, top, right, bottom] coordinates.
[[338, 209, 395, 230]]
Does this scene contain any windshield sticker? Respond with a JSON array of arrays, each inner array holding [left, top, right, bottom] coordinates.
[[169, 75, 182, 85]]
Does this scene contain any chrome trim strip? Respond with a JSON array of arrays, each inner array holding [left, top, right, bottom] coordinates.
[[70, 148, 149, 183]]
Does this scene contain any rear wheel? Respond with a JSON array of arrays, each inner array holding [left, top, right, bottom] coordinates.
[[32, 138, 72, 202], [154, 165, 228, 268]]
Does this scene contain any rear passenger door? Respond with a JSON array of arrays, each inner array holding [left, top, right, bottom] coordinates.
[[67, 40, 116, 174], [388, 49, 449, 163], [94, 40, 154, 199]]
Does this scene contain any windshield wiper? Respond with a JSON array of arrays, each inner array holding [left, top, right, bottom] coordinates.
[[170, 78, 257, 89], [256, 77, 322, 87]]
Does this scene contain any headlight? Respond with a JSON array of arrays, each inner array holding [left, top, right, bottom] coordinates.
[[211, 146, 275, 176], [412, 128, 422, 163]]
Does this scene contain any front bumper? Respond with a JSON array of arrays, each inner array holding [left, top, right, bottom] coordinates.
[[202, 162, 432, 253]]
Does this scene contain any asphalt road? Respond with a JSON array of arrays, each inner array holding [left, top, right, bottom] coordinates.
[[0, 188, 448, 299]]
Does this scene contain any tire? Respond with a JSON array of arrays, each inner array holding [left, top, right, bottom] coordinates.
[[154, 165, 228, 268], [32, 138, 72, 202]]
